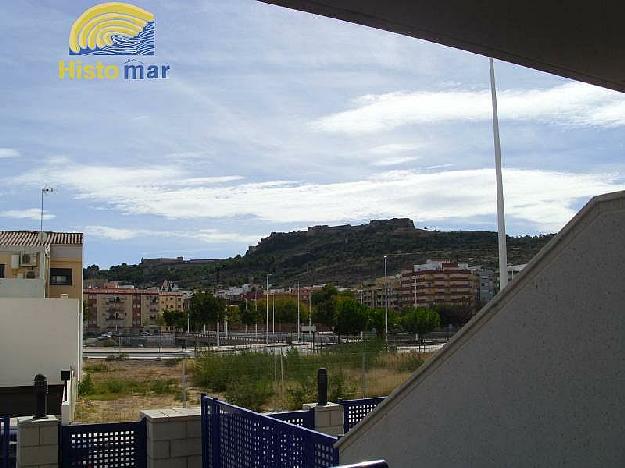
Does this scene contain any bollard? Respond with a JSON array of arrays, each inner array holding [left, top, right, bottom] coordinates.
[[33, 374, 48, 419], [317, 368, 328, 406]]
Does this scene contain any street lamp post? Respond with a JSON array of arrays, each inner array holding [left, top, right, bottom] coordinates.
[[384, 255, 388, 341], [297, 282, 301, 343], [266, 274, 271, 345]]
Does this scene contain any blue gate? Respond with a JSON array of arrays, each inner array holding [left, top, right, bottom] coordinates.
[[338, 397, 385, 434], [268, 408, 315, 429], [1, 416, 9, 468], [201, 396, 339, 468], [59, 420, 146, 468]]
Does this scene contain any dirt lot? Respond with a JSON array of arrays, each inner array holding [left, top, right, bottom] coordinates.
[[75, 359, 202, 423]]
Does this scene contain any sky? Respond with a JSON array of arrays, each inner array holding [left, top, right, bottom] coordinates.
[[1, 0, 624, 267]]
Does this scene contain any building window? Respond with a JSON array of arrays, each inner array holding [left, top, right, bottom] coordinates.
[[50, 268, 72, 285], [0, 264, 4, 278]]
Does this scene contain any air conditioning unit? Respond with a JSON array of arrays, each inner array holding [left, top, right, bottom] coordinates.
[[20, 253, 37, 267], [25, 270, 37, 279]]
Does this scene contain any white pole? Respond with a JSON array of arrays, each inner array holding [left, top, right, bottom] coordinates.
[[309, 288, 312, 342], [272, 294, 275, 335], [489, 58, 509, 290], [384, 255, 388, 341], [297, 282, 301, 343], [266, 275, 270, 345]]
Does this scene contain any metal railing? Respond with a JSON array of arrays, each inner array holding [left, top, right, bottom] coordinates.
[[201, 396, 339, 468], [338, 397, 386, 434], [268, 408, 315, 429], [59, 420, 146, 467]]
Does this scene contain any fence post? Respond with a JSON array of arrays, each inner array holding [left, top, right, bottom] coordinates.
[[317, 368, 328, 406], [210, 398, 220, 468], [33, 374, 48, 420], [16, 415, 59, 468], [136, 418, 147, 468]]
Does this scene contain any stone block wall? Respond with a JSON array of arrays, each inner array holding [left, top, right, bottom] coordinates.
[[141, 407, 202, 468]]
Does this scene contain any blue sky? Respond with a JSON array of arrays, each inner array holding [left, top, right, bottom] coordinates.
[[1, 0, 624, 267]]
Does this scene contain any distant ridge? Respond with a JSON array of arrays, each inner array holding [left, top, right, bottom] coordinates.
[[87, 219, 553, 289]]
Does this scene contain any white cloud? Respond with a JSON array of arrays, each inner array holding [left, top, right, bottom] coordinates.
[[0, 148, 20, 159], [12, 160, 625, 232], [85, 225, 258, 244], [369, 143, 423, 155], [312, 82, 625, 134], [371, 156, 419, 167], [0, 209, 54, 220]]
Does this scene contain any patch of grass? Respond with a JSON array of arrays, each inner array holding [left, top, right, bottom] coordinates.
[[84, 363, 110, 373]]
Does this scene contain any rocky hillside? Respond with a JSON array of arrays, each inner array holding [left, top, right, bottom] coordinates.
[[87, 219, 553, 288]]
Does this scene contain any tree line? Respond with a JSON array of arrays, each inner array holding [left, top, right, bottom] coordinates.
[[160, 284, 476, 340]]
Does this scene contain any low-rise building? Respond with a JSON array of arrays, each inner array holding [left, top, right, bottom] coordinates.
[[0, 231, 83, 300], [0, 230, 83, 418]]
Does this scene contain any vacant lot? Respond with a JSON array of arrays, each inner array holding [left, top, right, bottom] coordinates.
[[77, 346, 433, 422], [76, 359, 198, 423]]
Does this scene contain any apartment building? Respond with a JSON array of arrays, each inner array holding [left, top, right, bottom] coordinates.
[[399, 259, 479, 309], [0, 230, 83, 300], [84, 287, 187, 332], [359, 275, 401, 310]]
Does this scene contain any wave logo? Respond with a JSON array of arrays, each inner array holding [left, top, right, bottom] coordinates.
[[69, 2, 155, 55]]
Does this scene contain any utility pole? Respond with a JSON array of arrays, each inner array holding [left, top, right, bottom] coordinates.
[[272, 293, 275, 335], [490, 57, 509, 291]]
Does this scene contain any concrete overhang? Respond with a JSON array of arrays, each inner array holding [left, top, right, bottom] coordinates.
[[258, 0, 625, 93]]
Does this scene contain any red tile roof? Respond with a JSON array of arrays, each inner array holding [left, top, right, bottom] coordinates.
[[0, 231, 83, 246]]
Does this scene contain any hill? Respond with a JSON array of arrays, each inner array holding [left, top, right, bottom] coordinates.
[[85, 219, 553, 288]]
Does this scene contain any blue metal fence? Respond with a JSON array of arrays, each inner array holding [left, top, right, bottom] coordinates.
[[338, 397, 385, 434], [1, 416, 9, 468], [59, 420, 146, 468], [268, 408, 315, 429], [201, 396, 339, 468]]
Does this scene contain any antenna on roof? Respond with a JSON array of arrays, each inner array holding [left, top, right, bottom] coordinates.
[[40, 186, 55, 235]]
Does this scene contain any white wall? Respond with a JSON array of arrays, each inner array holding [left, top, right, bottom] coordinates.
[[0, 278, 45, 298], [339, 191, 625, 467], [0, 298, 81, 386]]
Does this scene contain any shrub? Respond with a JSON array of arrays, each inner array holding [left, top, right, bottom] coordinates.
[[225, 376, 273, 411], [78, 374, 94, 396]]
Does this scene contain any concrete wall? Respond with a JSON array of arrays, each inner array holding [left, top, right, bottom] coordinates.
[[0, 278, 45, 298], [338, 191, 625, 467], [17, 415, 59, 468], [0, 298, 81, 386], [141, 408, 202, 468]]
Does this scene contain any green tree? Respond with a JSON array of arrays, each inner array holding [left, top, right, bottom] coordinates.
[[367, 307, 400, 337], [189, 292, 226, 330], [334, 298, 369, 336], [162, 309, 186, 330], [311, 285, 338, 328], [401, 307, 441, 342]]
